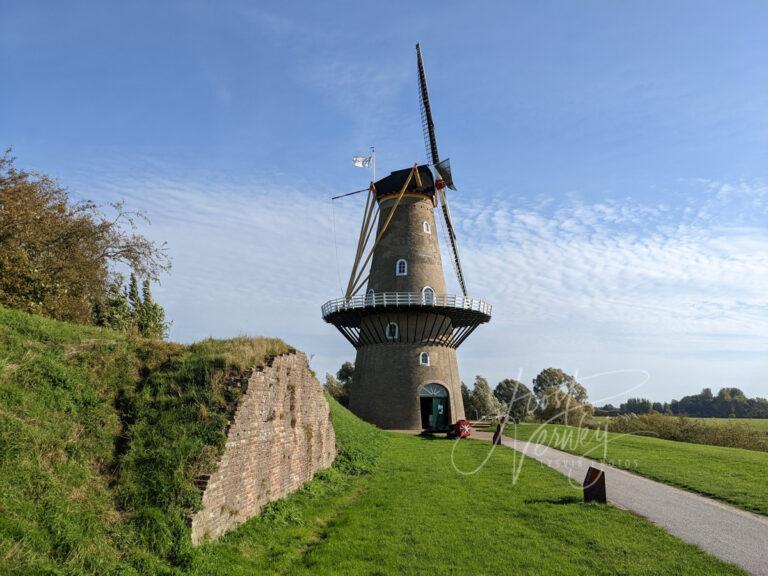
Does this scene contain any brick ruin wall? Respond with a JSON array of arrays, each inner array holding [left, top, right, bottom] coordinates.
[[191, 351, 336, 544]]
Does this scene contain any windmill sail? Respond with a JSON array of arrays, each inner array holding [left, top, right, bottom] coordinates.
[[416, 43, 467, 296], [417, 43, 440, 167], [438, 189, 467, 297]]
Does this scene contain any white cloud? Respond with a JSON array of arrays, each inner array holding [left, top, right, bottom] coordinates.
[[449, 184, 768, 400], [79, 166, 768, 402]]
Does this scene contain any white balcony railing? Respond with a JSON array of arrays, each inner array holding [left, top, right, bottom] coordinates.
[[321, 292, 492, 319]]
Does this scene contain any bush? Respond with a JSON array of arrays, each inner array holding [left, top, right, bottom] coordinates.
[[595, 413, 768, 452]]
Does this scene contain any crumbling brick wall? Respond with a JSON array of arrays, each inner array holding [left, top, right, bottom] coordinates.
[[191, 351, 336, 544]]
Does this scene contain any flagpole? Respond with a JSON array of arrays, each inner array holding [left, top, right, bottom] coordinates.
[[371, 146, 376, 182]]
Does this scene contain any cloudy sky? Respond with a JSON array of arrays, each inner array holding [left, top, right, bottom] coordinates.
[[2, 1, 767, 402]]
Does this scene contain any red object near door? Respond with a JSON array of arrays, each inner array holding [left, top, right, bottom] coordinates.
[[451, 419, 472, 439]]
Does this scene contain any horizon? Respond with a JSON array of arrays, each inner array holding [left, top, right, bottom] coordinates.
[[2, 1, 766, 403]]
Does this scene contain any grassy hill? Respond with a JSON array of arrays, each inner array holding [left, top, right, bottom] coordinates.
[[0, 307, 746, 575], [0, 306, 289, 574]]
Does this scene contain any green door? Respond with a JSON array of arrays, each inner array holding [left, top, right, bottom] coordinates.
[[420, 383, 450, 430], [432, 397, 448, 429]]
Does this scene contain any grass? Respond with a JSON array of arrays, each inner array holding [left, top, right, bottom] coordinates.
[[191, 408, 745, 575], [188, 396, 388, 575], [593, 416, 768, 432], [0, 306, 288, 575], [502, 423, 768, 516], [0, 306, 748, 574]]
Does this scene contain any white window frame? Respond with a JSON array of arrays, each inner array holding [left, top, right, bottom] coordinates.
[[422, 286, 435, 304], [423, 220, 432, 234], [386, 322, 399, 340], [366, 288, 374, 305], [395, 259, 408, 276], [419, 351, 430, 366]]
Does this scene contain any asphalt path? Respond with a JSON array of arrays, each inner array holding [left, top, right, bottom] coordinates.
[[470, 430, 768, 575]]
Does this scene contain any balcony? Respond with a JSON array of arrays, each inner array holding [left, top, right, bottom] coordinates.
[[321, 292, 492, 349], [321, 292, 492, 319]]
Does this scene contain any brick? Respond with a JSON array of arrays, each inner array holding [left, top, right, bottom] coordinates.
[[190, 352, 336, 544]]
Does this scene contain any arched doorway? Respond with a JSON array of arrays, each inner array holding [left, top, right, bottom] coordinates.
[[419, 383, 450, 430]]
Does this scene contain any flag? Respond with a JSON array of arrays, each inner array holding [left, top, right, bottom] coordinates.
[[352, 155, 372, 168]]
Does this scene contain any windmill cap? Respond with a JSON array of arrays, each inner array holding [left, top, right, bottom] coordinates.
[[374, 165, 435, 200]]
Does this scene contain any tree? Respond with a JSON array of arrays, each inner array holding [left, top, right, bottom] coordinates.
[[460, 382, 471, 411], [93, 273, 168, 338], [323, 373, 349, 406], [128, 273, 141, 314], [136, 278, 168, 339], [532, 368, 588, 403], [92, 275, 132, 331], [0, 150, 169, 324], [337, 362, 354, 388], [621, 398, 653, 415], [594, 403, 621, 417], [537, 387, 593, 425], [664, 387, 768, 418], [468, 376, 503, 419], [328, 362, 354, 407], [493, 379, 534, 420], [532, 368, 591, 425]]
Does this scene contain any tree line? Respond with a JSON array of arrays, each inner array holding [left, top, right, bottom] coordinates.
[[0, 150, 169, 338], [599, 388, 768, 419], [325, 359, 768, 423], [324, 364, 593, 424]]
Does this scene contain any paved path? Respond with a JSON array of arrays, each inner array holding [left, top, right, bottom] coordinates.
[[471, 430, 768, 575]]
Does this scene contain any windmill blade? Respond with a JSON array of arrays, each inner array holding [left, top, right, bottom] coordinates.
[[416, 43, 441, 167], [437, 188, 467, 297]]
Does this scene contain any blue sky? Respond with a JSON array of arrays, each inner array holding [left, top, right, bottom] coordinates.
[[2, 1, 767, 402]]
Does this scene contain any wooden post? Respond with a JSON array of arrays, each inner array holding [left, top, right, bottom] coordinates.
[[583, 466, 607, 504]]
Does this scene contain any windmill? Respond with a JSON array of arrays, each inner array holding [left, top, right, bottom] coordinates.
[[321, 44, 492, 431]]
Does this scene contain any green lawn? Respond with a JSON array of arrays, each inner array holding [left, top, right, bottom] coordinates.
[[592, 416, 768, 432], [503, 423, 768, 516], [191, 404, 745, 575]]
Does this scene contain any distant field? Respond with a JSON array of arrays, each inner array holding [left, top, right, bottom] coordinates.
[[503, 423, 768, 516], [592, 416, 768, 432]]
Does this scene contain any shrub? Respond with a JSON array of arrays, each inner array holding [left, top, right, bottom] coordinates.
[[595, 413, 768, 452]]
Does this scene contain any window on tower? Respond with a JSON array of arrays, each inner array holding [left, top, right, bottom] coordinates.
[[419, 351, 430, 366], [395, 259, 408, 276], [423, 221, 431, 234], [385, 322, 399, 340], [366, 288, 374, 305], [422, 286, 435, 304]]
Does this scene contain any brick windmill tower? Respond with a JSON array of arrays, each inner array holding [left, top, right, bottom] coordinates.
[[322, 44, 492, 430]]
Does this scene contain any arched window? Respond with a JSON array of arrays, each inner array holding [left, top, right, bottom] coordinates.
[[423, 220, 431, 234], [386, 322, 399, 340], [395, 259, 408, 276], [422, 286, 435, 305], [366, 288, 374, 305], [419, 351, 430, 366]]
